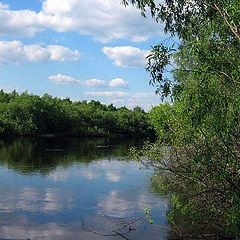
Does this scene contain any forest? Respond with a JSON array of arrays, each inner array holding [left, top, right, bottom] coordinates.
[[0, 90, 154, 138]]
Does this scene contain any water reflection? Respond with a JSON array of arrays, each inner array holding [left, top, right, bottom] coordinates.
[[97, 189, 169, 219], [0, 136, 171, 240], [0, 186, 73, 214], [0, 214, 171, 240], [0, 136, 142, 175]]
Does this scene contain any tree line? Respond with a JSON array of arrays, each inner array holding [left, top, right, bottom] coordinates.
[[0, 90, 154, 138]]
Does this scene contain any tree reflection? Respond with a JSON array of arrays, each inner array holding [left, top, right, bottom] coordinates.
[[0, 136, 144, 175]]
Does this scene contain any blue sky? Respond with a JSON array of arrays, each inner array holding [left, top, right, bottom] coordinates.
[[0, 0, 173, 110]]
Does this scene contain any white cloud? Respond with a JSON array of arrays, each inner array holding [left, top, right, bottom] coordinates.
[[49, 75, 108, 87], [41, 0, 164, 43], [84, 91, 129, 98], [0, 0, 164, 42], [24, 44, 50, 62], [109, 78, 128, 88], [102, 46, 149, 68], [84, 79, 107, 87], [0, 40, 24, 64], [0, 8, 44, 38], [46, 45, 80, 62], [0, 40, 80, 64], [0, 3, 9, 9], [49, 74, 80, 85]]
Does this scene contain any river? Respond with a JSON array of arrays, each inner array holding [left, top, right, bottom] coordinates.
[[0, 136, 171, 240]]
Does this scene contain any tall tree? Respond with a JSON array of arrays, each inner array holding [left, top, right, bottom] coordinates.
[[126, 0, 240, 237]]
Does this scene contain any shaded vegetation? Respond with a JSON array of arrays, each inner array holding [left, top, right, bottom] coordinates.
[[0, 90, 154, 138]]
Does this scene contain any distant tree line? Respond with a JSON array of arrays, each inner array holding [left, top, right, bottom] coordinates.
[[0, 90, 155, 138]]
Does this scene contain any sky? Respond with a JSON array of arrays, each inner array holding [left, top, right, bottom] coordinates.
[[0, 0, 174, 110]]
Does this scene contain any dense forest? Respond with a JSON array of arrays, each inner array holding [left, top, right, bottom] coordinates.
[[0, 90, 154, 138], [125, 0, 240, 238]]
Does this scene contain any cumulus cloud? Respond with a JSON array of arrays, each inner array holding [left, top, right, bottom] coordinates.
[[0, 40, 80, 64], [47, 45, 80, 62], [102, 46, 149, 68], [0, 0, 164, 42], [109, 78, 128, 88], [84, 79, 107, 87], [49, 74, 80, 85], [24, 44, 50, 62], [0, 8, 44, 38], [41, 0, 163, 42], [84, 91, 129, 98], [0, 40, 24, 64], [49, 74, 108, 87]]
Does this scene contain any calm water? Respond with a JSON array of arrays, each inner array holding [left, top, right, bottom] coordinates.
[[0, 136, 171, 240]]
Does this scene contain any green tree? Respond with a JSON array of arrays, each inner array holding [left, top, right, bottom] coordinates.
[[0, 90, 154, 138], [126, 0, 240, 237]]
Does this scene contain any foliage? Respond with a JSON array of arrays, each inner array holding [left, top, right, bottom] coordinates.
[[122, 0, 240, 99], [143, 204, 153, 224], [125, 0, 240, 238], [0, 90, 155, 138]]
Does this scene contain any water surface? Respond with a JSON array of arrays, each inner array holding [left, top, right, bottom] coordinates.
[[0, 136, 171, 240]]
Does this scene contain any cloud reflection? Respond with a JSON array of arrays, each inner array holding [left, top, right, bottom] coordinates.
[[97, 189, 169, 218], [45, 159, 141, 184], [0, 215, 97, 240], [0, 187, 72, 213], [0, 214, 171, 240], [48, 170, 70, 182], [105, 172, 121, 182], [79, 170, 102, 180]]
